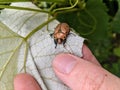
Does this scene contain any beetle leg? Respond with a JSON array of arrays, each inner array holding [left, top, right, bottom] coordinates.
[[63, 39, 66, 47], [54, 39, 58, 48], [50, 33, 53, 37], [69, 32, 76, 36]]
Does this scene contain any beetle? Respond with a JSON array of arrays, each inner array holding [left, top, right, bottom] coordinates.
[[50, 23, 70, 48]]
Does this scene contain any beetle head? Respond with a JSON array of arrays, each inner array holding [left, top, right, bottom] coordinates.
[[57, 38, 63, 44]]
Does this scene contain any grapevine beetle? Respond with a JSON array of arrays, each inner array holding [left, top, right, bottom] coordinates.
[[50, 23, 70, 48]]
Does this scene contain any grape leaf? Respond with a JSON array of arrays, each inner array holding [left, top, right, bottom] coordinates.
[[0, 2, 84, 90], [0, 22, 25, 90], [84, 0, 109, 41]]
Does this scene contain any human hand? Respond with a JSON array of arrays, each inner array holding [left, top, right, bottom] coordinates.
[[14, 45, 120, 90], [52, 45, 120, 90]]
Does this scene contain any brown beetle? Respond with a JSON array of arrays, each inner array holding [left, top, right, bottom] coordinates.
[[50, 23, 70, 48]]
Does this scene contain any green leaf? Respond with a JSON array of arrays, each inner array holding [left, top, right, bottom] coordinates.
[[84, 0, 109, 41], [111, 0, 120, 33], [0, 22, 25, 90], [114, 47, 120, 57]]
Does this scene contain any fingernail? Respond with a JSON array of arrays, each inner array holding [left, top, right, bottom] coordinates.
[[53, 54, 77, 74]]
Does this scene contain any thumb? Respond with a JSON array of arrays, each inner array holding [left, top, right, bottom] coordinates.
[[52, 54, 120, 90]]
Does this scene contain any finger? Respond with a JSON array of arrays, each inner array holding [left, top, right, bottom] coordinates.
[[14, 73, 41, 90], [82, 44, 101, 66], [53, 54, 120, 90]]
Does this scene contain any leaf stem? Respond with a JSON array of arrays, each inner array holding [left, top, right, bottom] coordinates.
[[25, 17, 55, 40], [37, 0, 65, 3], [23, 41, 29, 73], [0, 0, 30, 3], [55, 8, 79, 15], [52, 0, 78, 14], [0, 5, 50, 13]]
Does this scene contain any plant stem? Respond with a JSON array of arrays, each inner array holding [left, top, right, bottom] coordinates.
[[0, 0, 29, 3], [23, 41, 29, 73], [49, 3, 57, 11], [52, 0, 78, 14], [0, 5, 50, 13], [0, 0, 65, 3], [55, 8, 79, 15], [37, 0, 65, 3], [25, 17, 55, 40]]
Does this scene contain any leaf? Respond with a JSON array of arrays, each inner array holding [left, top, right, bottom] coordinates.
[[84, 0, 109, 40], [0, 22, 25, 90], [111, 0, 120, 33], [0, 0, 30, 3], [0, 2, 84, 90]]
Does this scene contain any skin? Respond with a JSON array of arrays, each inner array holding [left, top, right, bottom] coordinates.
[[14, 74, 41, 90], [14, 45, 120, 90]]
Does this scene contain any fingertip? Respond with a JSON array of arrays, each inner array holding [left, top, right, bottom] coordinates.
[[53, 54, 71, 66], [53, 53, 78, 74], [14, 73, 41, 90], [82, 44, 94, 59], [14, 73, 31, 82]]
